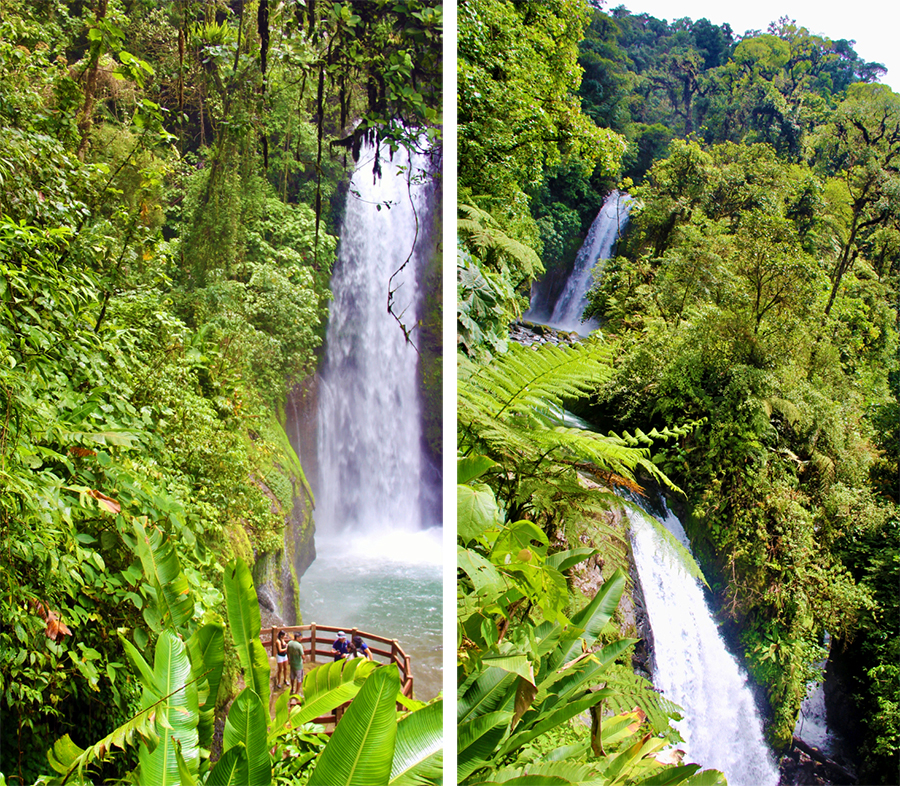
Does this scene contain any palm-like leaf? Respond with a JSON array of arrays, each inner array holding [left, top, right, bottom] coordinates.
[[132, 518, 194, 630], [457, 710, 512, 783], [549, 568, 626, 671], [222, 688, 271, 786], [457, 667, 517, 725], [137, 631, 199, 786], [186, 621, 225, 749], [288, 657, 379, 727], [458, 203, 542, 278], [307, 664, 400, 786], [223, 558, 269, 707], [206, 743, 248, 786], [388, 699, 443, 785]]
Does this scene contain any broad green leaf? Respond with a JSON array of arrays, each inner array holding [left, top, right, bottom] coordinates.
[[308, 664, 400, 786], [633, 764, 702, 785], [290, 658, 378, 728], [186, 621, 225, 749], [206, 743, 248, 786], [481, 654, 534, 686], [132, 519, 193, 630], [498, 690, 610, 758], [389, 698, 443, 785], [458, 484, 500, 543], [223, 559, 269, 706], [458, 455, 498, 484], [223, 688, 271, 786], [549, 569, 626, 671], [137, 631, 199, 786], [683, 769, 728, 786], [121, 636, 159, 698], [458, 546, 507, 596], [457, 710, 512, 782], [457, 667, 516, 724]]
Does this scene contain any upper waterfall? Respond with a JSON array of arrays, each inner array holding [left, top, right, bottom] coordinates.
[[628, 503, 780, 786], [528, 190, 631, 334]]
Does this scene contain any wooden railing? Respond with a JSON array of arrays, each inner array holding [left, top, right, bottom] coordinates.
[[260, 624, 413, 727]]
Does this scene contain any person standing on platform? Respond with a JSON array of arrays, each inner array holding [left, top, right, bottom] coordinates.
[[274, 630, 289, 688], [287, 632, 306, 696]]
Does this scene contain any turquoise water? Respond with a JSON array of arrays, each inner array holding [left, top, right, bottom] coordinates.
[[296, 527, 442, 701]]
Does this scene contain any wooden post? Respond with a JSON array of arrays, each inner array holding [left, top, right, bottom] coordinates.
[[310, 623, 317, 663], [270, 626, 277, 657], [404, 655, 411, 687]]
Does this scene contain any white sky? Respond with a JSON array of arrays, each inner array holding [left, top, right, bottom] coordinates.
[[614, 1, 900, 93]]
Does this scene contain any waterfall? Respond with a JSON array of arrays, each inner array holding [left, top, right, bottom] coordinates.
[[316, 143, 435, 550], [297, 141, 442, 700], [529, 190, 631, 334], [627, 503, 779, 786]]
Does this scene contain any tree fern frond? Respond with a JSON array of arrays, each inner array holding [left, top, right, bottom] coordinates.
[[602, 667, 684, 738], [458, 203, 542, 277], [459, 341, 614, 423]]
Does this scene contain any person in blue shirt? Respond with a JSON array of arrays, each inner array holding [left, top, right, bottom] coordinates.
[[351, 635, 373, 660], [331, 631, 350, 661]]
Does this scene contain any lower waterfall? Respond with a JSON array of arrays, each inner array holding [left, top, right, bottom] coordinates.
[[627, 503, 780, 786]]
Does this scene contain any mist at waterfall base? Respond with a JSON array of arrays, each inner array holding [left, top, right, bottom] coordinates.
[[527, 190, 632, 334], [298, 142, 442, 701], [628, 504, 779, 786]]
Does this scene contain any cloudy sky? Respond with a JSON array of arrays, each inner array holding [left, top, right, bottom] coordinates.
[[616, 1, 900, 93]]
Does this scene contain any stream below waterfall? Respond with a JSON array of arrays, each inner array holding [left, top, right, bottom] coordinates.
[[296, 140, 442, 701]]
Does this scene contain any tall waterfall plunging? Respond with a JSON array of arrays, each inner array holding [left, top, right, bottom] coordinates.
[[316, 150, 429, 543], [528, 190, 631, 334], [297, 142, 442, 700], [628, 503, 779, 786]]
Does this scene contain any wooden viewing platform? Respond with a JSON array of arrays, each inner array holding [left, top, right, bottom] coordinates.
[[260, 623, 413, 727]]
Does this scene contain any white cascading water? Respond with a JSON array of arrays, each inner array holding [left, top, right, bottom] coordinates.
[[531, 190, 631, 334], [298, 142, 442, 699], [627, 504, 780, 786], [316, 147, 426, 546]]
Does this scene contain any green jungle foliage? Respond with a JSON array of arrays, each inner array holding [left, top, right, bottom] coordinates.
[[0, 1, 441, 784], [44, 550, 442, 786], [458, 0, 898, 782], [456, 344, 722, 785]]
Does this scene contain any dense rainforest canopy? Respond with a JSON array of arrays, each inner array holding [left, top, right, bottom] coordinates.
[[0, 1, 441, 784], [458, 1, 897, 783]]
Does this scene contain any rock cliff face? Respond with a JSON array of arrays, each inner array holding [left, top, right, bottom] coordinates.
[[252, 392, 319, 628]]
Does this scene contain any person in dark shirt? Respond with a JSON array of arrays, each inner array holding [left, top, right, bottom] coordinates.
[[351, 635, 373, 660], [331, 630, 350, 661]]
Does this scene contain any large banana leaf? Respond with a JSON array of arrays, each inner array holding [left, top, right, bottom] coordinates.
[[186, 621, 225, 749], [137, 630, 199, 786], [206, 743, 248, 786], [496, 689, 611, 759], [389, 699, 443, 786], [457, 666, 516, 724], [547, 569, 626, 672], [223, 558, 269, 707], [457, 710, 512, 783], [288, 657, 378, 727], [307, 663, 400, 786], [222, 688, 271, 786], [485, 761, 595, 784], [132, 518, 194, 630]]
